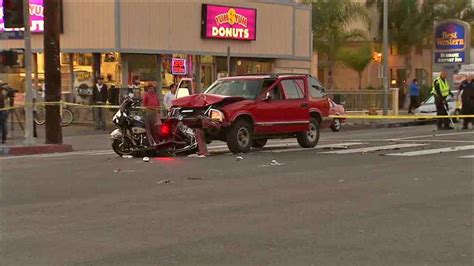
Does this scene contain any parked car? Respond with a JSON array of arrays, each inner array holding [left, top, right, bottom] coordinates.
[[414, 90, 461, 122], [329, 98, 346, 132], [171, 73, 332, 153], [175, 78, 195, 99]]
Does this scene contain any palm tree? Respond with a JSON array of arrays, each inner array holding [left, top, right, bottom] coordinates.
[[307, 0, 369, 90], [337, 43, 373, 90], [368, 0, 473, 83]]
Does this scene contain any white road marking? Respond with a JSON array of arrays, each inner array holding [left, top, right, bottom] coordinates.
[[263, 142, 366, 153], [387, 145, 474, 157], [321, 143, 427, 154], [390, 131, 474, 141], [459, 155, 474, 159]]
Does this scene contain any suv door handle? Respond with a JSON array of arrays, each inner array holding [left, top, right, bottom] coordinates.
[[300, 103, 309, 108]]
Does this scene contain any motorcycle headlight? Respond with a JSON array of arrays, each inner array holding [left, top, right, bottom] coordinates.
[[209, 109, 224, 122]]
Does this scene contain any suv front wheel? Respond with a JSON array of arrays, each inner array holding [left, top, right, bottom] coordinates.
[[227, 119, 253, 153], [297, 118, 320, 148]]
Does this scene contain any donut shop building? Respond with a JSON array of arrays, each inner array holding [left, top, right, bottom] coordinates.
[[0, 0, 314, 99]]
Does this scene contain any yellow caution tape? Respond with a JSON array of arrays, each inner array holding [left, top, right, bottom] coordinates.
[[0, 101, 167, 111], [330, 115, 474, 119]]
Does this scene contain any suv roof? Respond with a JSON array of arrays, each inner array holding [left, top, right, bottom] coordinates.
[[218, 73, 311, 80]]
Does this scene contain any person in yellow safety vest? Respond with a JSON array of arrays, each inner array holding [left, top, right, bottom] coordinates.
[[431, 70, 454, 130]]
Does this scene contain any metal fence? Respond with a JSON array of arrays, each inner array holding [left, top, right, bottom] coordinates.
[[327, 90, 394, 112]]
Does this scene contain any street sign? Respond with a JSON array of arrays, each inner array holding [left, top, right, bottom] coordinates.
[[171, 58, 187, 75], [433, 20, 471, 65], [0, 30, 24, 39]]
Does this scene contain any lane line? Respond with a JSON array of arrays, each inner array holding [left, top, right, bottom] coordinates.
[[459, 155, 474, 159], [262, 142, 366, 153], [390, 131, 474, 141], [321, 143, 427, 154], [387, 145, 474, 157]]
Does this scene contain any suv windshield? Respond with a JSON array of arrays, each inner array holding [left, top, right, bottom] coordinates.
[[205, 79, 264, 100]]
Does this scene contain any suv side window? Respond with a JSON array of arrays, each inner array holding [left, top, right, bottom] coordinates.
[[281, 79, 304, 99], [309, 77, 326, 98]]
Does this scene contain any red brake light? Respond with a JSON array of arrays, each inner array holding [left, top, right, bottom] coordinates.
[[160, 123, 171, 136]]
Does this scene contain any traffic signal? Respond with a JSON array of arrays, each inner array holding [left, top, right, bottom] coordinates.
[[3, 0, 24, 29], [0, 50, 19, 66]]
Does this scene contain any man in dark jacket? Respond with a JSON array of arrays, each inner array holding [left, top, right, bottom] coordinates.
[[92, 76, 108, 130], [459, 74, 474, 129]]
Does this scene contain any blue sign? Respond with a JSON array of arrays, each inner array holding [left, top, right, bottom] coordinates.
[[434, 51, 466, 64], [435, 22, 466, 50], [433, 20, 470, 65]]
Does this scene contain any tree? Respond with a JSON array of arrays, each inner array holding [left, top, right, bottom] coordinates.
[[307, 0, 369, 90], [337, 43, 373, 90], [368, 0, 473, 84]]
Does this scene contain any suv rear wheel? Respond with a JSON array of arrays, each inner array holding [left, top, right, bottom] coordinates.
[[297, 118, 320, 148], [227, 119, 253, 153]]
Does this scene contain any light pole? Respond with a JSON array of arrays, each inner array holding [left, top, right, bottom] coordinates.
[[382, 0, 389, 115], [23, 0, 35, 145]]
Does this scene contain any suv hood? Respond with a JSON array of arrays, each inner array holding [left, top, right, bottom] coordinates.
[[172, 93, 245, 108]]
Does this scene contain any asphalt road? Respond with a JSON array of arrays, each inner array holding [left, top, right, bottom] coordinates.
[[1, 126, 473, 265]]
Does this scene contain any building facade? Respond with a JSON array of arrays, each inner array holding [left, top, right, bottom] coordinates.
[[0, 0, 313, 103]]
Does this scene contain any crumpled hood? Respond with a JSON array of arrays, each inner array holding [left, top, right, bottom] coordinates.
[[172, 93, 245, 108]]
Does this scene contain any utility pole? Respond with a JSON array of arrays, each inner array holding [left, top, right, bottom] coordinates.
[[382, 0, 389, 115], [44, 0, 62, 144], [23, 0, 35, 144]]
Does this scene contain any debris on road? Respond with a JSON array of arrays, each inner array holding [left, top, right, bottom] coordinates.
[[323, 146, 348, 150], [188, 154, 207, 158], [143, 157, 150, 162], [122, 155, 133, 159], [114, 169, 136, 173], [188, 177, 206, 181], [414, 178, 419, 181], [270, 159, 284, 166], [157, 180, 173, 184], [338, 179, 344, 183], [236, 156, 244, 161]]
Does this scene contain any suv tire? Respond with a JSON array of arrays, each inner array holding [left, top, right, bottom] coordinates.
[[252, 138, 268, 148], [227, 119, 253, 154], [297, 118, 320, 148]]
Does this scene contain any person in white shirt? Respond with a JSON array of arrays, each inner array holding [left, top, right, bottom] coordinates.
[[163, 84, 177, 110]]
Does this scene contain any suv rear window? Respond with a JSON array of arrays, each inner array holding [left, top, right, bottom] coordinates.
[[281, 79, 304, 99]]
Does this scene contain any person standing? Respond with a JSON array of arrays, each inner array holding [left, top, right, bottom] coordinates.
[[92, 76, 108, 130], [459, 74, 474, 129], [143, 85, 160, 140], [408, 79, 420, 114], [163, 84, 176, 110], [431, 70, 453, 130]]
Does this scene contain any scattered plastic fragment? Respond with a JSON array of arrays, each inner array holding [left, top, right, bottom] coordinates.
[[157, 180, 173, 184], [338, 179, 344, 183], [188, 177, 206, 181], [143, 157, 150, 162], [236, 156, 244, 161], [188, 154, 207, 158], [114, 168, 121, 173], [414, 178, 419, 181], [122, 155, 133, 159], [270, 159, 284, 166]]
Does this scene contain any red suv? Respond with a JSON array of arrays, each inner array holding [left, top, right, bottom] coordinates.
[[171, 74, 331, 153]]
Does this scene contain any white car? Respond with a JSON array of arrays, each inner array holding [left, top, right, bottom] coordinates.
[[414, 91, 461, 121]]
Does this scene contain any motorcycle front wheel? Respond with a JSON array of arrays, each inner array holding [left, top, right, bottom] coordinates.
[[112, 138, 134, 157]]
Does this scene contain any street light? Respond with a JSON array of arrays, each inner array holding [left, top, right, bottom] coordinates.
[[382, 0, 389, 116]]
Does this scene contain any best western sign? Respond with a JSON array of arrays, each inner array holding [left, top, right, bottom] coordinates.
[[201, 4, 256, 41], [433, 20, 470, 65]]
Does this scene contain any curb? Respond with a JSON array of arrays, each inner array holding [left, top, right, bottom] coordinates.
[[0, 144, 73, 156], [343, 120, 434, 131]]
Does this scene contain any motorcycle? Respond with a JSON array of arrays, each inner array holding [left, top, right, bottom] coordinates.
[[110, 96, 197, 157]]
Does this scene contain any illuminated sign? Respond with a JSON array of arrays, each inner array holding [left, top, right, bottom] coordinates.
[[201, 4, 256, 41], [171, 58, 187, 75], [433, 20, 470, 65], [0, 0, 44, 33]]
